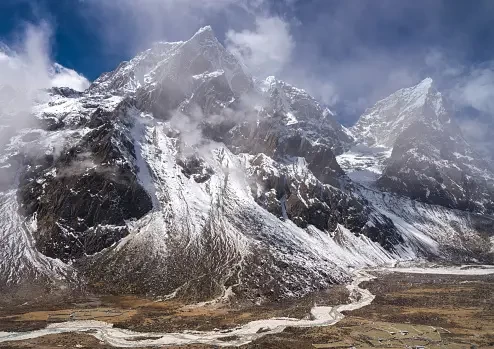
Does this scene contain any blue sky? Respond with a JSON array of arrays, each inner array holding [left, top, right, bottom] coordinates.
[[1, 0, 494, 127]]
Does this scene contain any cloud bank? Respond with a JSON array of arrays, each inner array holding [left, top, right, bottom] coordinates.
[[451, 63, 494, 159], [81, 0, 329, 107], [454, 66, 494, 115]]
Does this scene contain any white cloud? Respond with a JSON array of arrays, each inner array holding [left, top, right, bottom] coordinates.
[[0, 24, 89, 96], [314, 81, 339, 106], [84, 0, 295, 80], [0, 23, 90, 131], [459, 118, 489, 140], [457, 118, 494, 159], [455, 67, 494, 114], [0, 23, 53, 125], [283, 70, 340, 106], [425, 48, 464, 78], [226, 16, 295, 77], [83, 0, 250, 54], [448, 64, 494, 159], [51, 64, 90, 91], [0, 24, 51, 96]]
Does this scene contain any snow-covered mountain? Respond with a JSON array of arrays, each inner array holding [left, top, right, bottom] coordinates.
[[352, 77, 442, 148], [1, 27, 492, 302], [348, 77, 494, 214]]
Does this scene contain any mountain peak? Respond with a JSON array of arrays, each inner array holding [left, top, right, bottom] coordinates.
[[190, 25, 216, 42], [197, 25, 213, 34], [186, 25, 220, 49], [351, 77, 447, 147], [90, 25, 228, 94], [412, 77, 435, 95], [419, 76, 433, 86]]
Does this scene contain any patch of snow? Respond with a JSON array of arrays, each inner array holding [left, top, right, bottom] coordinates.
[[336, 144, 392, 186], [285, 112, 298, 125]]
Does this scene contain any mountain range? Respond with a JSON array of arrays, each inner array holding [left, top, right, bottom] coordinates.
[[1, 26, 493, 303]]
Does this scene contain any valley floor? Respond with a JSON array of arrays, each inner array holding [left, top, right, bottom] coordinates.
[[1, 266, 493, 348]]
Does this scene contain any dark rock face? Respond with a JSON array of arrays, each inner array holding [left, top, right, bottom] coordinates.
[[245, 153, 402, 250], [178, 156, 214, 183], [136, 80, 188, 119], [18, 101, 153, 261], [183, 72, 238, 116], [262, 78, 353, 156], [226, 119, 345, 188], [377, 119, 494, 214], [49, 87, 83, 98], [276, 133, 345, 185]]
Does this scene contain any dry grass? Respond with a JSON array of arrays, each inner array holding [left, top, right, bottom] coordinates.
[[1, 273, 493, 348]]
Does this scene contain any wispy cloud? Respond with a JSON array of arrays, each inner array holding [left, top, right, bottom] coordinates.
[[450, 62, 494, 159], [0, 23, 52, 109], [0, 22, 89, 133], [0, 24, 89, 94], [82, 0, 254, 54], [51, 63, 90, 92], [454, 64, 494, 115], [226, 16, 294, 77]]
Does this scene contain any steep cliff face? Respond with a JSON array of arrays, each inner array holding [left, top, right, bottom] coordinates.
[[377, 120, 494, 214], [1, 28, 492, 302]]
